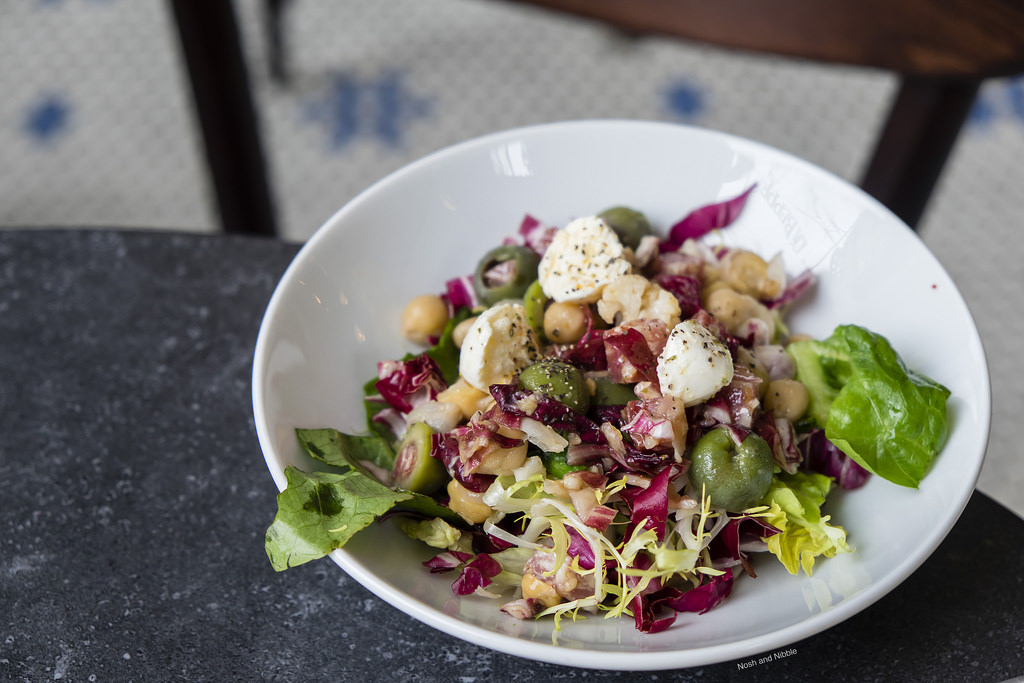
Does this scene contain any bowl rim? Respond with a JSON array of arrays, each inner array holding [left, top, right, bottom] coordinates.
[[252, 118, 992, 671]]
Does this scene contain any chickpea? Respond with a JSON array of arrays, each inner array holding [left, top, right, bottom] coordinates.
[[765, 379, 809, 421], [400, 294, 449, 345], [521, 573, 560, 608], [474, 442, 529, 476], [452, 316, 477, 348], [543, 301, 588, 344], [446, 479, 493, 524], [722, 250, 768, 296], [704, 287, 774, 337], [436, 377, 490, 420], [701, 279, 732, 300], [722, 250, 782, 300]]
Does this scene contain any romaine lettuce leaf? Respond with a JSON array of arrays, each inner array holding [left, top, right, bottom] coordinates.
[[788, 325, 949, 488], [761, 471, 851, 575]]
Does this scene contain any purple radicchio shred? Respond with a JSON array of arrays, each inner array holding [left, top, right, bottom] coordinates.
[[518, 214, 557, 255], [617, 464, 682, 542], [488, 384, 604, 444], [590, 404, 627, 427], [482, 259, 516, 288], [375, 354, 447, 413], [565, 440, 670, 476], [429, 432, 495, 493], [660, 184, 758, 253], [661, 570, 734, 616], [603, 327, 659, 384], [553, 328, 608, 372], [451, 553, 503, 595], [422, 550, 474, 574], [626, 553, 670, 633], [753, 412, 803, 475], [443, 275, 477, 315], [800, 428, 871, 490], [697, 365, 761, 430], [653, 274, 703, 319], [631, 569, 737, 632], [768, 268, 817, 310], [565, 526, 597, 571], [709, 514, 781, 578], [552, 307, 607, 371]]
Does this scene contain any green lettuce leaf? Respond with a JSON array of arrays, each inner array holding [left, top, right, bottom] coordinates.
[[762, 471, 851, 575], [788, 324, 950, 488], [295, 427, 460, 524], [266, 466, 415, 571], [396, 516, 468, 551], [296, 427, 395, 473]]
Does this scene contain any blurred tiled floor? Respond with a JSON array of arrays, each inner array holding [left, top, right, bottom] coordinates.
[[2, 0, 1022, 518]]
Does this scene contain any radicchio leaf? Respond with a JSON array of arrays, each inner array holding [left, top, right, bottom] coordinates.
[[710, 514, 781, 577], [443, 275, 477, 314], [661, 184, 757, 252], [618, 464, 682, 542], [653, 274, 703, 319], [489, 384, 604, 444], [519, 214, 558, 255], [800, 428, 871, 490], [660, 569, 734, 615], [422, 550, 474, 574], [565, 526, 597, 571], [604, 327, 659, 384], [451, 553, 503, 595], [375, 354, 447, 413], [768, 268, 817, 310], [430, 432, 494, 493]]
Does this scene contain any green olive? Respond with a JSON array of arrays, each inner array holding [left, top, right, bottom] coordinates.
[[591, 376, 637, 406], [518, 359, 590, 415], [688, 427, 773, 512], [473, 245, 540, 306], [523, 279, 549, 341], [598, 207, 653, 249], [392, 422, 446, 494]]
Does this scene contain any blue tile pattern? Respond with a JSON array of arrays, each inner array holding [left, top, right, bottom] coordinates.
[[301, 70, 432, 151], [23, 94, 72, 144]]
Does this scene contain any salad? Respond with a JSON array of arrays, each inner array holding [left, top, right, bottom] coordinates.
[[265, 186, 950, 634]]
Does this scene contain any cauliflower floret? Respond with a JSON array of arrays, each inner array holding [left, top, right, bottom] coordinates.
[[597, 274, 681, 328]]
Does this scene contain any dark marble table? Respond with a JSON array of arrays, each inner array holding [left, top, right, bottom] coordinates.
[[1, 229, 1021, 682]]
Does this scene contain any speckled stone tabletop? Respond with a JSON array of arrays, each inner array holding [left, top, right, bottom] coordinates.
[[1, 229, 1022, 682]]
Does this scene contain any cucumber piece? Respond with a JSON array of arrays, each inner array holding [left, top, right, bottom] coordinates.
[[392, 422, 446, 494]]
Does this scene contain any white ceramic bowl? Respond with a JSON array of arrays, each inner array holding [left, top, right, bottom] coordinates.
[[252, 120, 990, 671]]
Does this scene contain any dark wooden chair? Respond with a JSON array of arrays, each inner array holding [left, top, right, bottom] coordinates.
[[170, 0, 1024, 237]]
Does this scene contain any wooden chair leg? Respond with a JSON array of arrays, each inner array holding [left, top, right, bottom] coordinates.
[[169, 0, 279, 237], [859, 76, 980, 231]]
